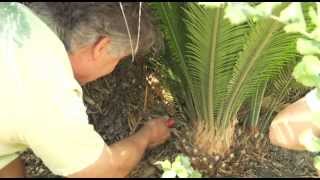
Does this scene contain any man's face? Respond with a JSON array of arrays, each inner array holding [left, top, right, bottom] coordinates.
[[68, 37, 128, 85]]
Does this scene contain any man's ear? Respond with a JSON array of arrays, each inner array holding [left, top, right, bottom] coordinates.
[[93, 36, 111, 61]]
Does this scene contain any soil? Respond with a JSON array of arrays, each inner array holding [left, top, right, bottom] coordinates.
[[20, 57, 318, 178]]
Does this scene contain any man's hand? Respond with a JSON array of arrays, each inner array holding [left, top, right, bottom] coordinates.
[[68, 118, 171, 178], [141, 118, 171, 149]]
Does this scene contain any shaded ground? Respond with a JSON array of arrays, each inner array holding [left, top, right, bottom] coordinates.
[[130, 132, 318, 178], [21, 58, 318, 178]]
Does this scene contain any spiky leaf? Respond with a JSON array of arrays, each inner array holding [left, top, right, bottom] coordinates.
[[222, 3, 298, 126], [184, 3, 249, 127]]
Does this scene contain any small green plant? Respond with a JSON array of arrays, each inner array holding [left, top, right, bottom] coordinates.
[[154, 154, 202, 178]]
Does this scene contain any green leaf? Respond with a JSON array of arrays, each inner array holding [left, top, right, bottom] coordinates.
[[161, 170, 177, 178], [308, 6, 320, 27], [198, 2, 225, 8], [314, 156, 320, 171], [190, 170, 202, 178], [292, 55, 320, 87], [245, 81, 267, 130], [171, 159, 189, 178], [151, 2, 198, 122], [254, 2, 282, 17], [176, 168, 189, 178], [283, 18, 305, 34], [279, 2, 306, 33], [310, 28, 320, 42], [222, 3, 297, 126], [224, 2, 258, 25], [154, 1, 298, 156], [224, 2, 283, 23], [317, 2, 320, 15], [185, 166, 194, 174], [155, 160, 172, 171], [296, 38, 320, 55], [257, 60, 308, 133], [172, 159, 183, 171], [185, 3, 249, 127], [177, 154, 191, 167]]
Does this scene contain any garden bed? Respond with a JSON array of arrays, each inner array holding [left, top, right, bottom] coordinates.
[[21, 58, 318, 178]]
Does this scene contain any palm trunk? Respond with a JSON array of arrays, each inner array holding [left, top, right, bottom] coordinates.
[[193, 118, 237, 156]]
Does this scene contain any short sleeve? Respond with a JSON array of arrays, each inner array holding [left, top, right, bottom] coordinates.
[[22, 109, 105, 177], [1, 3, 106, 176], [21, 87, 105, 176]]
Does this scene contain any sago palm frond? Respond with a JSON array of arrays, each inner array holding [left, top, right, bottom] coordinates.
[[183, 3, 249, 127], [243, 81, 267, 132], [220, 3, 299, 128], [150, 2, 198, 121], [244, 58, 310, 134], [242, 2, 316, 134], [260, 62, 310, 133], [152, 2, 302, 155]]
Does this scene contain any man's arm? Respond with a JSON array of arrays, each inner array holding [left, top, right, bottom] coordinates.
[[68, 118, 170, 178], [269, 97, 320, 151], [0, 158, 25, 178]]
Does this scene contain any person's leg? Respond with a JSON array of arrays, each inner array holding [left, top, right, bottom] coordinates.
[[269, 97, 320, 151], [0, 157, 25, 178]]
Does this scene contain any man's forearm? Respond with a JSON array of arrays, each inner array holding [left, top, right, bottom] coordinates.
[[68, 128, 150, 178], [69, 119, 170, 178], [108, 128, 150, 177]]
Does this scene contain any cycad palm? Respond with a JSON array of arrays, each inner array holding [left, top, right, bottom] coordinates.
[[152, 2, 298, 156]]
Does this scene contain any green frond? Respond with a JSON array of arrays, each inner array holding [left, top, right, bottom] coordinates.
[[301, 2, 318, 32], [152, 3, 312, 155], [220, 3, 299, 127], [244, 81, 267, 130], [151, 2, 197, 121], [260, 63, 309, 133], [244, 57, 310, 133], [184, 3, 249, 127]]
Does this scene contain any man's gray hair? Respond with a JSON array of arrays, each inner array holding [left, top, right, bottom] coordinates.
[[26, 2, 158, 57]]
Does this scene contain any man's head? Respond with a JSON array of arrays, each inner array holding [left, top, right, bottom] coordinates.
[[27, 2, 157, 85]]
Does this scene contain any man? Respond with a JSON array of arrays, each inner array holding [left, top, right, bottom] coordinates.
[[0, 2, 170, 178]]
